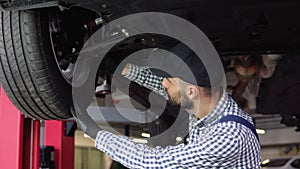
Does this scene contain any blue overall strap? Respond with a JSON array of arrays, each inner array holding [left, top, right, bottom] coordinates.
[[219, 115, 260, 142]]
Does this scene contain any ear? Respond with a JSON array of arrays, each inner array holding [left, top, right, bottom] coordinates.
[[186, 85, 199, 100]]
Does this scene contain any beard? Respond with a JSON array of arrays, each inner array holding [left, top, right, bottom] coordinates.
[[167, 90, 193, 109]]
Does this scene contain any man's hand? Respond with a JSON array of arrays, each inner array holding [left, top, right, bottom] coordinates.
[[71, 105, 101, 139], [121, 63, 130, 76]]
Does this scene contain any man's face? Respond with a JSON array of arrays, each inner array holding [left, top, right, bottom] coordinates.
[[162, 78, 181, 105], [162, 78, 193, 109]]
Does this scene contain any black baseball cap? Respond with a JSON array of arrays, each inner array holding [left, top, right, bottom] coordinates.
[[150, 43, 224, 88]]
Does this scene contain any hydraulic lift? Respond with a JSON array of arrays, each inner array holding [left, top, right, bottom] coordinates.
[[0, 87, 75, 169]]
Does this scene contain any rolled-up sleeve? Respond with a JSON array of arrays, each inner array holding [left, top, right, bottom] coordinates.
[[124, 64, 167, 99]]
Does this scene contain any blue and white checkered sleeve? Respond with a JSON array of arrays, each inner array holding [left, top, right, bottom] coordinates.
[[124, 63, 168, 99], [95, 125, 241, 168]]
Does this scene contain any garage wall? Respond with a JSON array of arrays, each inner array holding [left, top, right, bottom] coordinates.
[[75, 130, 113, 169], [259, 127, 300, 146], [75, 147, 112, 169], [260, 127, 300, 159], [261, 146, 300, 159]]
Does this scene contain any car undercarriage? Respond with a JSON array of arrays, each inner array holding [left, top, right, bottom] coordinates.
[[0, 0, 299, 132]]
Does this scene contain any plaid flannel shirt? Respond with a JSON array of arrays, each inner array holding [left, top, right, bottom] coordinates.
[[95, 64, 261, 168]]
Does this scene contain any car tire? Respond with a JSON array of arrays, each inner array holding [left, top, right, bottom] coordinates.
[[0, 9, 72, 119]]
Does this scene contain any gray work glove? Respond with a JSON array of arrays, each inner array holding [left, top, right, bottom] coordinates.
[[70, 105, 101, 139]]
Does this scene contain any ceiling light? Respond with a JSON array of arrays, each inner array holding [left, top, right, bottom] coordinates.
[[256, 129, 266, 135], [176, 137, 183, 142], [262, 159, 270, 165], [141, 132, 151, 138], [83, 134, 91, 138], [133, 138, 148, 144]]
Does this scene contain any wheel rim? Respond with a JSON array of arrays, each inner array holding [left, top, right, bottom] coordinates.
[[48, 8, 85, 85]]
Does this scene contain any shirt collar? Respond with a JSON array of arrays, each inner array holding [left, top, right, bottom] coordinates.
[[193, 89, 228, 128]]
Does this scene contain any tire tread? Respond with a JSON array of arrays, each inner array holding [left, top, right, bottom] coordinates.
[[0, 10, 71, 119]]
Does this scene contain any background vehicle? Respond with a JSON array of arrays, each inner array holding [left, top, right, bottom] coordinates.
[[262, 156, 300, 169], [0, 0, 299, 132]]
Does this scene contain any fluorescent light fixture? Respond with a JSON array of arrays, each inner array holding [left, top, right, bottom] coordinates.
[[111, 32, 119, 36], [176, 137, 183, 142], [262, 159, 270, 165], [141, 132, 151, 138], [256, 129, 266, 135], [133, 138, 148, 144], [121, 29, 130, 37]]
